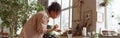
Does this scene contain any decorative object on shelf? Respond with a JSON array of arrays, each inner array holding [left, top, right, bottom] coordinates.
[[102, 30, 109, 36], [75, 23, 82, 36], [83, 9, 93, 31], [67, 28, 72, 38], [68, 28, 72, 34], [82, 27, 87, 36], [76, 23, 81, 31]]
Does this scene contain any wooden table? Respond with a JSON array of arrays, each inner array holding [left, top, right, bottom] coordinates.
[[60, 36, 120, 38], [60, 36, 90, 38]]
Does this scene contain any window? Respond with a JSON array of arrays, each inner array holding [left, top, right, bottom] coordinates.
[[48, 0, 72, 33], [106, 0, 120, 31], [96, 0, 120, 33]]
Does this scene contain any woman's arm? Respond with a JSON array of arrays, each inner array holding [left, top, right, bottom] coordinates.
[[46, 24, 58, 33]]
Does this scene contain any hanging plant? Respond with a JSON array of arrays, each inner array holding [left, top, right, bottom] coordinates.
[[99, 0, 113, 7]]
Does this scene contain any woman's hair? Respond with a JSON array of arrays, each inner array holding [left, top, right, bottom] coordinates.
[[47, 2, 61, 14]]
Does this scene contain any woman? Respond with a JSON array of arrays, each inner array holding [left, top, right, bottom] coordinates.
[[20, 2, 61, 38]]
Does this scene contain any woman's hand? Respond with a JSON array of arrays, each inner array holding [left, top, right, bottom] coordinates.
[[53, 24, 59, 30], [55, 29, 61, 32], [47, 24, 59, 33]]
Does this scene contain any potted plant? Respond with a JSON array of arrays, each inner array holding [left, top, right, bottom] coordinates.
[[0, 0, 44, 38], [99, 0, 113, 7]]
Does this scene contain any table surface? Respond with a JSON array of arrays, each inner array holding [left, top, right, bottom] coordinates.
[[60, 36, 120, 38]]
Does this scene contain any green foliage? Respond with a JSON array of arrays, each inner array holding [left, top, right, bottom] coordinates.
[[100, 0, 113, 7], [0, 0, 44, 35], [30, 1, 44, 12], [0, 0, 28, 27], [104, 0, 113, 5]]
